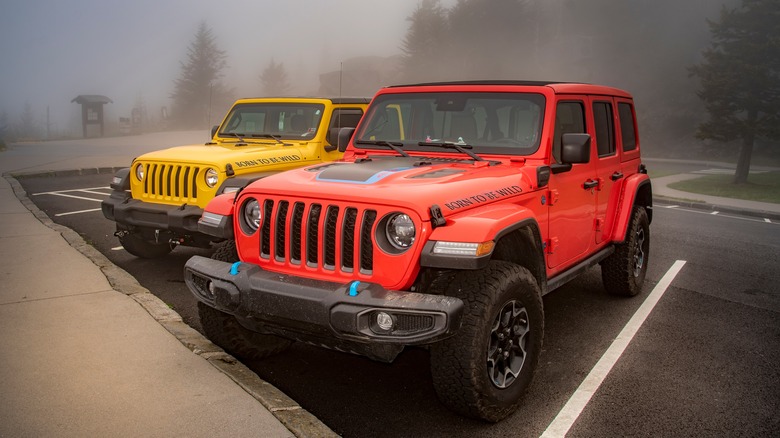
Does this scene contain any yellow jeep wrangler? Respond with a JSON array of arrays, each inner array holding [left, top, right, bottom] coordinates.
[[101, 97, 369, 258]]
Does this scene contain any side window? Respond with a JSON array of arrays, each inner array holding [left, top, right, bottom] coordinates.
[[618, 102, 637, 151], [553, 101, 585, 163], [593, 101, 615, 157], [330, 108, 364, 130]]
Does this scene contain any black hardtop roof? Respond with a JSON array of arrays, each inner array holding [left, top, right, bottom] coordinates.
[[235, 97, 371, 104], [387, 80, 574, 88]]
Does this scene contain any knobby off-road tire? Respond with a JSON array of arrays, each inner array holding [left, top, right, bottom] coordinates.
[[601, 206, 650, 296], [211, 239, 239, 263], [117, 225, 173, 259], [198, 302, 292, 361], [429, 261, 544, 422], [200, 238, 291, 360]]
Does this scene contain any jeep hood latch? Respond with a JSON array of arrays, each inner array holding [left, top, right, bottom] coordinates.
[[429, 204, 446, 228]]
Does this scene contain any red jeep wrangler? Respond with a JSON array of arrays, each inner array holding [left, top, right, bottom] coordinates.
[[184, 81, 652, 421]]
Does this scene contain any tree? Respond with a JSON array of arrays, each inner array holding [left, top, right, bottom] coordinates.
[[19, 102, 37, 139], [170, 21, 232, 129], [400, 0, 450, 82], [447, 0, 534, 78], [258, 59, 290, 96], [689, 0, 780, 184]]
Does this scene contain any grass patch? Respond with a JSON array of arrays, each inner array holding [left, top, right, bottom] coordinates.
[[668, 171, 780, 204]]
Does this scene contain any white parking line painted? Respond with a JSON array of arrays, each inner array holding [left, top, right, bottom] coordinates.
[[541, 260, 687, 438], [710, 211, 719, 215], [766, 218, 772, 223], [55, 208, 102, 217], [33, 186, 110, 195], [111, 246, 124, 251], [33, 192, 103, 202], [79, 190, 111, 196]]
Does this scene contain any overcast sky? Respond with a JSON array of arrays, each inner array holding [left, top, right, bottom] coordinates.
[[1, 0, 458, 135]]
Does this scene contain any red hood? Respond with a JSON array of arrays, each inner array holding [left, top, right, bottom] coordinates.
[[244, 155, 539, 219]]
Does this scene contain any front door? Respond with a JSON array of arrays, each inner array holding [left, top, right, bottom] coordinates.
[[547, 98, 597, 269]]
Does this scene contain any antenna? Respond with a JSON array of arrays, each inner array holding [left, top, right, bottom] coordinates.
[[338, 62, 343, 128]]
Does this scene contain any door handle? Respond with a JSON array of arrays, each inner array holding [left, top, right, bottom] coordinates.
[[583, 179, 599, 190], [611, 171, 624, 181]]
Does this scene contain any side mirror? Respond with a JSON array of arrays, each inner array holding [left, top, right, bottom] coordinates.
[[210, 125, 219, 138], [337, 127, 356, 153], [325, 128, 339, 152], [561, 133, 591, 164]]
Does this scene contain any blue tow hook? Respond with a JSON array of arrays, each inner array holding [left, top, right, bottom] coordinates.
[[229, 261, 243, 276], [348, 281, 361, 297]]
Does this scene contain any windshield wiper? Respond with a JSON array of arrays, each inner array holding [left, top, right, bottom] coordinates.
[[250, 134, 295, 146], [418, 141, 484, 162], [221, 132, 248, 145], [250, 133, 284, 144], [355, 140, 409, 157]]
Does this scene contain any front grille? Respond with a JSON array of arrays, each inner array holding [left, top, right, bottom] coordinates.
[[258, 199, 377, 274], [140, 163, 200, 202]]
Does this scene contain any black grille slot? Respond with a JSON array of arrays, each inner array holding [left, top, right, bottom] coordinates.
[[323, 206, 339, 270], [360, 211, 377, 273], [306, 204, 322, 266], [290, 203, 304, 264], [183, 167, 191, 198], [261, 200, 274, 258], [341, 208, 357, 271], [395, 314, 435, 334], [275, 201, 289, 261]]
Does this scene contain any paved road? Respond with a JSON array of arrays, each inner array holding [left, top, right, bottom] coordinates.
[[17, 171, 780, 437]]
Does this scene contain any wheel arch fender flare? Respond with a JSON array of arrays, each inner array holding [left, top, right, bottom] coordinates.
[[610, 175, 652, 243], [110, 167, 131, 192], [422, 205, 547, 293]]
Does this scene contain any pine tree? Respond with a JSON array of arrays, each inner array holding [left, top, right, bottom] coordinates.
[[400, 0, 449, 82], [170, 21, 232, 129], [258, 59, 290, 96], [689, 0, 780, 183]]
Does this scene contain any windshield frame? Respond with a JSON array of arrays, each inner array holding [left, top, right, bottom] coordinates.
[[218, 103, 326, 140], [354, 92, 546, 156]]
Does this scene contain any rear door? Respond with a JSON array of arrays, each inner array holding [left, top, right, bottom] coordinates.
[[590, 97, 622, 245]]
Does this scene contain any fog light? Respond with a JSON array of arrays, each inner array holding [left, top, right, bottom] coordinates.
[[207, 281, 216, 298], [376, 312, 394, 332]]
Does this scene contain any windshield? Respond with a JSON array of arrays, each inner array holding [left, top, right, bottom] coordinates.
[[219, 103, 325, 140], [355, 92, 545, 155]]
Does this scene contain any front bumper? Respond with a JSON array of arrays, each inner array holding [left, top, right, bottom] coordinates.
[[101, 191, 203, 234], [184, 255, 464, 362]]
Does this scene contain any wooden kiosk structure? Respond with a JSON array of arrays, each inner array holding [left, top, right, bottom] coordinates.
[[71, 95, 112, 137]]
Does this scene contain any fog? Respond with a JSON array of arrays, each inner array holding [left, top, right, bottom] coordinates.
[[0, 0, 734, 151]]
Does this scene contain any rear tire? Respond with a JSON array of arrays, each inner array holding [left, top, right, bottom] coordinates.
[[429, 261, 543, 422], [117, 225, 173, 259], [601, 206, 650, 296], [198, 302, 292, 361]]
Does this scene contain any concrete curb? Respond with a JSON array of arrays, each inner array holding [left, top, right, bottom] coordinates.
[[4, 169, 339, 438], [653, 195, 780, 222]]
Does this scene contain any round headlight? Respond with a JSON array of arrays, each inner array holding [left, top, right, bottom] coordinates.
[[241, 198, 261, 234], [205, 168, 219, 188], [135, 164, 145, 181], [385, 213, 415, 249]]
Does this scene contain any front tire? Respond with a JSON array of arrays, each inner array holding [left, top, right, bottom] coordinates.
[[211, 239, 238, 263], [601, 206, 650, 296], [198, 302, 292, 361], [429, 261, 544, 422]]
